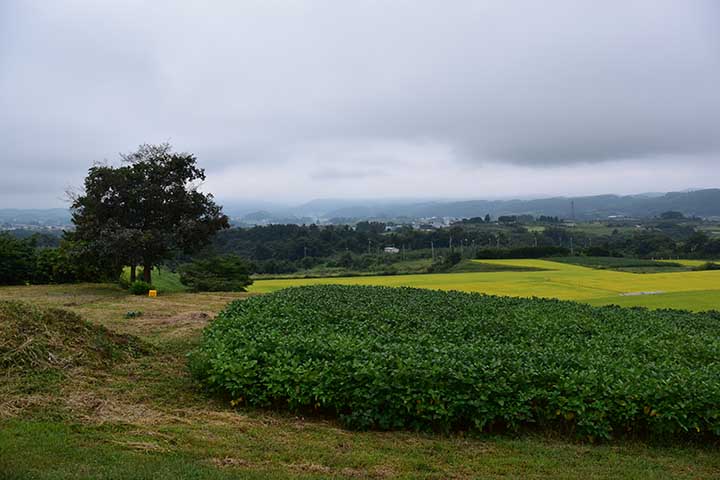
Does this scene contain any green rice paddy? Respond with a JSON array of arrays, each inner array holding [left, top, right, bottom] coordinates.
[[250, 259, 720, 311]]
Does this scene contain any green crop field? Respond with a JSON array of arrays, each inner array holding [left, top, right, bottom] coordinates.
[[250, 259, 720, 311], [193, 285, 720, 440]]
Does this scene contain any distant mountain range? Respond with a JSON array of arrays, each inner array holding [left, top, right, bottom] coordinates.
[[2, 189, 719, 229], [228, 188, 720, 223], [0, 208, 71, 228]]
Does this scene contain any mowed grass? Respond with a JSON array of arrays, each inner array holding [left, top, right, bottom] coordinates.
[[2, 284, 720, 479], [250, 259, 720, 311]]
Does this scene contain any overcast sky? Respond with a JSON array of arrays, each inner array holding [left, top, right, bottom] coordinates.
[[2, 0, 719, 208]]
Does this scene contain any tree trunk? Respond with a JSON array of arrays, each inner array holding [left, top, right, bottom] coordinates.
[[130, 265, 136, 283], [143, 263, 152, 284]]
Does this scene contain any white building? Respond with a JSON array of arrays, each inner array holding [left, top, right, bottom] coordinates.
[[383, 246, 400, 254]]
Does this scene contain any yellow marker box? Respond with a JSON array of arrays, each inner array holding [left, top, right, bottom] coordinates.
[[148, 290, 157, 297]]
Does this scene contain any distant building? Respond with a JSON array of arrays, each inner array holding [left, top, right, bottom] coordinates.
[[384, 246, 400, 254]]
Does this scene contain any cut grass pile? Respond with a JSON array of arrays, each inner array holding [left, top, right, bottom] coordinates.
[[191, 285, 720, 440], [249, 259, 720, 311], [0, 300, 148, 375]]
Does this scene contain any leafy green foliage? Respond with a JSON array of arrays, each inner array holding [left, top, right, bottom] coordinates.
[[178, 255, 253, 292], [192, 285, 720, 440], [0, 234, 35, 285], [129, 281, 153, 295]]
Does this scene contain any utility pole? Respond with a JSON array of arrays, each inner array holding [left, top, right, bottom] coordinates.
[[570, 236, 574, 255], [431, 240, 435, 261]]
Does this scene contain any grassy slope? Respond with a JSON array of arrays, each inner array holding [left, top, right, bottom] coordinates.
[[120, 267, 188, 293], [549, 256, 687, 270], [249, 259, 720, 311], [1, 284, 719, 479]]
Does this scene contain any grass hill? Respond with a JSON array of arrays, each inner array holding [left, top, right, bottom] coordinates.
[[1, 301, 148, 397]]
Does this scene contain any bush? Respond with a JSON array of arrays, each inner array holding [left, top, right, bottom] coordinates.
[[178, 254, 253, 292], [693, 262, 720, 271], [32, 247, 84, 284], [129, 280, 153, 295], [0, 234, 35, 285], [427, 251, 463, 273], [191, 285, 720, 440]]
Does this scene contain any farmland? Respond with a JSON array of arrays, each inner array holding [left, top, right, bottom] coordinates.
[[193, 285, 720, 439], [250, 259, 720, 311], [2, 283, 720, 479]]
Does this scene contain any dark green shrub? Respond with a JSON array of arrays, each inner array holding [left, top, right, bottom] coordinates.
[[32, 247, 83, 284], [693, 262, 720, 271], [129, 280, 153, 295], [0, 234, 35, 285], [179, 255, 252, 292], [476, 246, 570, 259], [191, 285, 720, 440]]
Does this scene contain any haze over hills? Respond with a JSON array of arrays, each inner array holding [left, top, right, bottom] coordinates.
[[2, 189, 719, 230], [226, 189, 720, 223]]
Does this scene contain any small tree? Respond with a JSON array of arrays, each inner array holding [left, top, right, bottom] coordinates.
[[178, 255, 253, 292]]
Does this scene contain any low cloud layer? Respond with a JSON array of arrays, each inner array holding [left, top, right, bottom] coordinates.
[[1, 0, 719, 207]]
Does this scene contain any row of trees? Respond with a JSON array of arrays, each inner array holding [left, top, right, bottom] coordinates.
[[205, 222, 720, 275], [0, 234, 108, 285]]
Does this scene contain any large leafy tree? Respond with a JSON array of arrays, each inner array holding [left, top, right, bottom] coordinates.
[[71, 144, 229, 284]]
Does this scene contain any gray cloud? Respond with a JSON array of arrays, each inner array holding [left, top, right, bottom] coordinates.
[[1, 0, 719, 207]]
